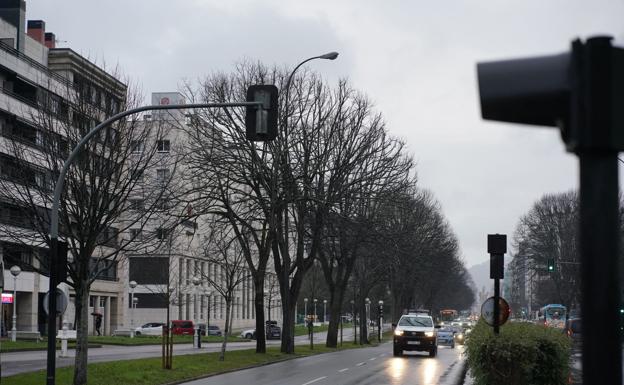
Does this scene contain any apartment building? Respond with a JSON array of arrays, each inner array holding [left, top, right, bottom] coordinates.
[[0, 0, 126, 336], [0, 1, 278, 337], [127, 92, 273, 332]]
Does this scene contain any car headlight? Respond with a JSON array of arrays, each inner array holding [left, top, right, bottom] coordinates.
[[425, 331, 434, 337], [394, 329, 404, 336], [457, 333, 464, 339]]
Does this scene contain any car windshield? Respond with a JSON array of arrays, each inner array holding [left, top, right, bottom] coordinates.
[[398, 316, 433, 327]]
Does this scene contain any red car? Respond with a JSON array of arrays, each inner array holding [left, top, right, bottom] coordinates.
[[171, 320, 194, 335]]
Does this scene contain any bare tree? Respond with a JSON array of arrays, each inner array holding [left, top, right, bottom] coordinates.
[[195, 219, 249, 361], [0, 66, 182, 385]]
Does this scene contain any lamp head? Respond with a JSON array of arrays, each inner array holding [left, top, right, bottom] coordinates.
[[129, 280, 137, 289], [319, 51, 339, 60], [10, 265, 21, 277]]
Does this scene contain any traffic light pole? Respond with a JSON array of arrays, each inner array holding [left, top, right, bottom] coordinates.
[[579, 152, 621, 385], [493, 277, 500, 335], [46, 101, 262, 385]]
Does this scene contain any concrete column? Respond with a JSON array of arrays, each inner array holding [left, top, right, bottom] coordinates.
[[105, 296, 111, 336]]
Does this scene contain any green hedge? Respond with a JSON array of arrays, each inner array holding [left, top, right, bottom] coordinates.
[[465, 320, 571, 385]]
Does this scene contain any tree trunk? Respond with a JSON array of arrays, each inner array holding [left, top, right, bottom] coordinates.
[[359, 298, 368, 345], [72, 280, 90, 385], [253, 280, 266, 353], [325, 289, 345, 348], [220, 298, 231, 361], [279, 294, 296, 354]]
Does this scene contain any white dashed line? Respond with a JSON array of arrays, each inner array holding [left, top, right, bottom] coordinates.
[[356, 362, 366, 366], [338, 368, 349, 373], [302, 376, 327, 385], [369, 357, 376, 361]]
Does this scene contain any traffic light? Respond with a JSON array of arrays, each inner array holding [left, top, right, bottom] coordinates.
[[547, 258, 556, 273], [245, 85, 279, 141], [477, 36, 624, 153]]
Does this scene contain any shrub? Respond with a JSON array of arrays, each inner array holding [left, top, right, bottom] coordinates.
[[465, 320, 571, 385]]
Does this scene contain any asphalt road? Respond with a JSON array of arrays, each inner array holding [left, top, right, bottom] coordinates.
[[1, 328, 358, 377], [182, 343, 465, 385]]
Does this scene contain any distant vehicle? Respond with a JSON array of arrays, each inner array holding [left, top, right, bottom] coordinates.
[[240, 328, 255, 339], [199, 324, 222, 336], [171, 320, 194, 335], [565, 317, 581, 343], [539, 304, 567, 329], [436, 326, 455, 348], [238, 321, 281, 340], [439, 309, 458, 325], [266, 320, 281, 340], [392, 312, 438, 357], [134, 322, 164, 336]]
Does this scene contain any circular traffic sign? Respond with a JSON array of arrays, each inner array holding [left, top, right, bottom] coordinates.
[[480, 296, 510, 326], [43, 288, 69, 315]]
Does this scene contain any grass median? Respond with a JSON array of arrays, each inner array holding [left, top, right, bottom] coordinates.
[[4, 334, 389, 385], [0, 339, 102, 353]]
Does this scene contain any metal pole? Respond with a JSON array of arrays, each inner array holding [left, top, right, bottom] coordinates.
[[579, 153, 621, 385], [46, 237, 58, 385], [130, 289, 135, 338], [493, 278, 500, 335], [11, 275, 16, 341]]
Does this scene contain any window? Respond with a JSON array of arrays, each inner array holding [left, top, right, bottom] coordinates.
[[129, 228, 142, 240], [129, 199, 144, 211], [131, 140, 144, 154], [157, 139, 170, 153], [131, 169, 144, 183], [156, 169, 170, 184], [156, 227, 170, 240]]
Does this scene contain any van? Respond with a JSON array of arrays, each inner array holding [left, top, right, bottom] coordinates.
[[171, 320, 194, 335]]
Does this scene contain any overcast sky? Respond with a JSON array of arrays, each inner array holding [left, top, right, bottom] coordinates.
[[27, 0, 624, 268]]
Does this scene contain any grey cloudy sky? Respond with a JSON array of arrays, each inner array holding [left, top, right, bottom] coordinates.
[[27, 0, 624, 268]]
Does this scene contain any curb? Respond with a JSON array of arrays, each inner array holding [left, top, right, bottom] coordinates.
[[454, 360, 469, 385], [1, 344, 103, 353]]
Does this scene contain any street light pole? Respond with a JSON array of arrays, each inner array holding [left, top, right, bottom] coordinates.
[[10, 266, 21, 342], [378, 300, 384, 342], [365, 298, 370, 342], [313, 298, 318, 322], [129, 280, 137, 338], [351, 300, 356, 344], [192, 276, 201, 348], [303, 298, 308, 323], [323, 299, 327, 324]]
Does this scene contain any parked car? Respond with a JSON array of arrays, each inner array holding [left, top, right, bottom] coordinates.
[[134, 322, 164, 336], [240, 328, 256, 339], [199, 324, 222, 336], [266, 320, 281, 340], [171, 320, 194, 335]]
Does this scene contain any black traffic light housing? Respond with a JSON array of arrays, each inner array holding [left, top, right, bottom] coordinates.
[[477, 36, 624, 153], [245, 85, 279, 141]]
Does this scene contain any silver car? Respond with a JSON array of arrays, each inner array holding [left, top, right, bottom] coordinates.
[[135, 322, 164, 336]]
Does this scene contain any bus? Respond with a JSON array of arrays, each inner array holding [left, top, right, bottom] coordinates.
[[439, 309, 458, 324], [539, 304, 567, 329]]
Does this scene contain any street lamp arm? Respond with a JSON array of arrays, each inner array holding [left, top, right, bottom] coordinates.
[[49, 101, 261, 239]]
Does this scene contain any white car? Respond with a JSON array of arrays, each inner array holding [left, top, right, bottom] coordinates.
[[135, 322, 164, 336], [240, 328, 255, 339], [393, 313, 438, 357]]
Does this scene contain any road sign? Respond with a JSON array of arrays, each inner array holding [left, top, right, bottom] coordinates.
[[43, 289, 68, 315], [481, 296, 510, 327], [1, 293, 13, 304]]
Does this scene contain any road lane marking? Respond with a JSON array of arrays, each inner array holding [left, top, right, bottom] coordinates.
[[339, 368, 349, 372], [369, 357, 376, 361], [356, 362, 366, 366], [302, 376, 327, 385]]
